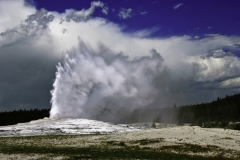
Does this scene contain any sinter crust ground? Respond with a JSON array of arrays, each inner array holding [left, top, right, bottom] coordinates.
[[0, 118, 239, 159]]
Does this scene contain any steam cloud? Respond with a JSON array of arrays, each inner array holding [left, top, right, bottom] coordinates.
[[50, 42, 164, 122], [1, 0, 240, 115]]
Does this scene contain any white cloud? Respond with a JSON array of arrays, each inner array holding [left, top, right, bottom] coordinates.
[[131, 27, 159, 38], [101, 6, 108, 14], [220, 77, 240, 89], [60, 1, 108, 22], [174, 3, 183, 10], [1, 0, 240, 116], [0, 0, 35, 33], [88, 1, 108, 15], [118, 8, 133, 19], [192, 54, 240, 83], [194, 35, 199, 39], [140, 11, 148, 15]]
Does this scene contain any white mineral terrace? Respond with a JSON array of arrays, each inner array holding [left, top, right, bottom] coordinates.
[[0, 118, 139, 136]]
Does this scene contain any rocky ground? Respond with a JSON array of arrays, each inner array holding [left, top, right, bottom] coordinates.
[[0, 119, 239, 159]]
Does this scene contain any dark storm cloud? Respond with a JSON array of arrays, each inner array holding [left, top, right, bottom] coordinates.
[[0, 40, 59, 111], [1, 0, 240, 116], [0, 0, 109, 112], [0, 8, 60, 111]]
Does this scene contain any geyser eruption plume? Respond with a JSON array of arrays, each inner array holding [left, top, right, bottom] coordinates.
[[50, 43, 164, 122]]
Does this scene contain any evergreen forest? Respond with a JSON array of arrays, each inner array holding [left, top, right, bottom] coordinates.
[[0, 93, 240, 130]]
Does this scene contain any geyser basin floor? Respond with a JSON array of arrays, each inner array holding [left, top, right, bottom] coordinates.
[[0, 118, 139, 136], [0, 120, 239, 159]]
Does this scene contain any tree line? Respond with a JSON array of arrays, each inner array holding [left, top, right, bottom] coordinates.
[[177, 94, 240, 129], [0, 108, 49, 126], [0, 93, 240, 130]]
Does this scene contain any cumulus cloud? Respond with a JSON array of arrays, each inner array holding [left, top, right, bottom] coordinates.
[[174, 3, 183, 10], [201, 49, 234, 59], [192, 53, 240, 83], [118, 8, 133, 19], [0, 10, 59, 111], [0, 0, 240, 122], [61, 1, 108, 22], [0, 0, 35, 33]]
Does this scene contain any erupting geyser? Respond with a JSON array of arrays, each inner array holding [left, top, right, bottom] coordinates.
[[50, 43, 164, 122]]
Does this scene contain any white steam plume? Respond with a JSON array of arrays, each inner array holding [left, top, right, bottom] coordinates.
[[50, 42, 164, 122], [1, 0, 240, 113]]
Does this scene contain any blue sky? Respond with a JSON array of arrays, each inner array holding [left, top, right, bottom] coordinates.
[[1, 0, 240, 114], [33, 0, 240, 37]]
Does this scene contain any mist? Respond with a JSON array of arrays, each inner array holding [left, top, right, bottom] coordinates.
[[50, 41, 167, 122], [1, 0, 240, 117], [49, 39, 240, 122]]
